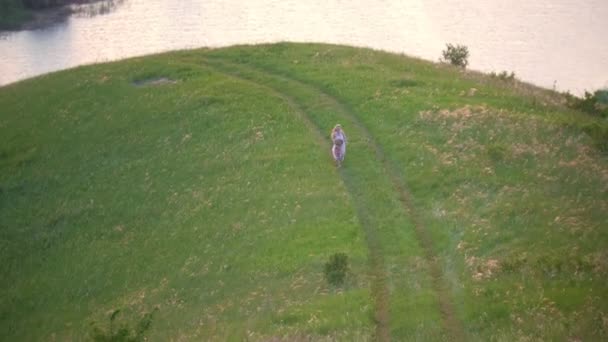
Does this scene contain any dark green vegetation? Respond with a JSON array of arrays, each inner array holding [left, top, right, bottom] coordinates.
[[566, 89, 608, 119], [440, 43, 470, 69], [324, 253, 349, 286], [90, 308, 157, 342], [0, 0, 116, 29], [0, 0, 31, 29], [8, 0, 84, 9], [1, 43, 606, 341]]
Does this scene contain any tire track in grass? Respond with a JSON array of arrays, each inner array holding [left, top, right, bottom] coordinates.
[[201, 60, 391, 342], [206, 58, 466, 341]]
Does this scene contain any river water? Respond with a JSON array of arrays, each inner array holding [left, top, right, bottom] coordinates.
[[1, 0, 607, 94]]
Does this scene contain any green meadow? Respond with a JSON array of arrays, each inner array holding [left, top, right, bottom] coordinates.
[[1, 43, 606, 341]]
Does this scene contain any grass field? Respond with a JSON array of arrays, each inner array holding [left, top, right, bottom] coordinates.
[[1, 43, 606, 341]]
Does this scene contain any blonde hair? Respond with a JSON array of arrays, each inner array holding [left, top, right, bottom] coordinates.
[[331, 124, 342, 135]]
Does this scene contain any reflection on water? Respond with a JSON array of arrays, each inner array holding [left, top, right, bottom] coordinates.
[[0, 0, 606, 94], [71, 0, 126, 18]]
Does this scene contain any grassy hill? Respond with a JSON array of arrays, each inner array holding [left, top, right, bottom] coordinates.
[[0, 43, 606, 341]]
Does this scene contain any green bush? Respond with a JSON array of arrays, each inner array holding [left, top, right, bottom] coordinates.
[[90, 309, 156, 342], [324, 253, 348, 286], [582, 122, 608, 152], [490, 70, 516, 82], [487, 144, 507, 162], [440, 43, 469, 68], [595, 89, 608, 105], [565, 90, 608, 119]]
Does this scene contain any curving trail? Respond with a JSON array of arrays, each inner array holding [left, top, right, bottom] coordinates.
[[201, 60, 391, 342], [201, 57, 465, 341], [237, 64, 467, 342]]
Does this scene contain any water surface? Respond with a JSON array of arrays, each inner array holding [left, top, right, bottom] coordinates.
[[1, 0, 607, 94]]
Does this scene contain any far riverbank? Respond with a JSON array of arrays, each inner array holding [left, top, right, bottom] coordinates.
[[0, 0, 122, 31], [1, 0, 606, 94]]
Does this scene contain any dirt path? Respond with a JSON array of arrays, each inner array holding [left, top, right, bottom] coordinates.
[[202, 60, 392, 342], [258, 69, 466, 341], [243, 64, 466, 341], [234, 63, 466, 341], [203, 57, 467, 341]]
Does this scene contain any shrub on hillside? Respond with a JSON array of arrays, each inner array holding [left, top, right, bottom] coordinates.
[[90, 309, 156, 342], [490, 70, 516, 82], [595, 89, 608, 106], [582, 122, 608, 152], [324, 253, 348, 286], [565, 90, 608, 119], [487, 144, 507, 162], [440, 43, 469, 68]]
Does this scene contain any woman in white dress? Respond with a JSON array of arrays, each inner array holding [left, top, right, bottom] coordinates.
[[331, 124, 347, 167]]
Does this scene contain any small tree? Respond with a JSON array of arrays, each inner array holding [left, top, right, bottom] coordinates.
[[90, 309, 156, 342], [596, 89, 608, 105], [441, 43, 469, 68], [566, 90, 608, 119], [324, 253, 348, 286]]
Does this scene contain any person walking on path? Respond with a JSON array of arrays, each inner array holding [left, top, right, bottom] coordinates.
[[331, 124, 347, 167]]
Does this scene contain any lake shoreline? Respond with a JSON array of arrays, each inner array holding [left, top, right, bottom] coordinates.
[[1, 0, 605, 94], [0, 0, 112, 31], [4, 7, 71, 31]]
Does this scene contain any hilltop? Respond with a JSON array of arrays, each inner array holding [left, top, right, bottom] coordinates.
[[0, 43, 606, 341]]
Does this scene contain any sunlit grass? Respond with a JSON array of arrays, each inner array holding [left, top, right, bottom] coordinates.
[[1, 43, 606, 341]]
